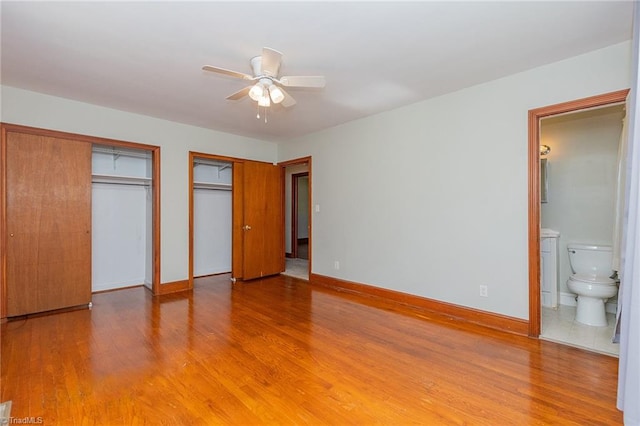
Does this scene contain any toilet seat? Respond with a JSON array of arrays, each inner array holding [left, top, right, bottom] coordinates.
[[569, 273, 615, 285]]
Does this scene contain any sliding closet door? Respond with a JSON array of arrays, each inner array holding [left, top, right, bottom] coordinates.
[[6, 132, 92, 316]]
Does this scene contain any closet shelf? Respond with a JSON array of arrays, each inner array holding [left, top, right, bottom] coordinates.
[[193, 181, 232, 191], [93, 145, 151, 160], [92, 174, 152, 186], [193, 158, 232, 169]]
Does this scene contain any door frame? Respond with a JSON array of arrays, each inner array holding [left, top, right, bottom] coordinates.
[[527, 89, 629, 337], [1, 123, 161, 318], [291, 172, 309, 259], [280, 157, 312, 274]]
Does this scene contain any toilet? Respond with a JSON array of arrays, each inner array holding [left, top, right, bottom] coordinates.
[[566, 243, 617, 326]]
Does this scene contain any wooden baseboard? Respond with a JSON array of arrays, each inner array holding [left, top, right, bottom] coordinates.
[[157, 279, 190, 295], [310, 273, 529, 336]]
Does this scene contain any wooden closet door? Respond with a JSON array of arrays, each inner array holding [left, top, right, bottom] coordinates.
[[243, 161, 283, 280], [232, 161, 283, 280], [6, 132, 92, 316]]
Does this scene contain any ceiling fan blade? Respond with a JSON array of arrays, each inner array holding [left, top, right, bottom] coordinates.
[[279, 87, 297, 108], [226, 86, 251, 101], [261, 47, 282, 77], [278, 75, 326, 88], [202, 65, 253, 80]]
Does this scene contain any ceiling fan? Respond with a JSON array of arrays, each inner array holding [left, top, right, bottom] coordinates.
[[202, 47, 325, 113]]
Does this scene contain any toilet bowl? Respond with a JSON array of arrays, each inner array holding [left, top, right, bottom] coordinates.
[[566, 244, 618, 327], [567, 275, 617, 326]]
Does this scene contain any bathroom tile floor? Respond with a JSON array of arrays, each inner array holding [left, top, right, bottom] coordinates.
[[540, 305, 619, 357]]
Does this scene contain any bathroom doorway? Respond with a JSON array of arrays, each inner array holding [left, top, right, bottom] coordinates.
[[528, 89, 628, 355]]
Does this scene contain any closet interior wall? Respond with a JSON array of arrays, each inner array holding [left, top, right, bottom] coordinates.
[[193, 159, 232, 277], [92, 145, 152, 292]]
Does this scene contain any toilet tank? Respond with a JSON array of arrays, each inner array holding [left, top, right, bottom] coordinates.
[[567, 243, 613, 277]]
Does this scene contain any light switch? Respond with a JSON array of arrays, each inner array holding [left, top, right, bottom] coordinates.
[[315, 204, 320, 213]]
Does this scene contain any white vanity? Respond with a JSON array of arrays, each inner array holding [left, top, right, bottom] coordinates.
[[541, 228, 560, 308]]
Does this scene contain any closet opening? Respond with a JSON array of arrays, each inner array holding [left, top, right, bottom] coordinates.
[[189, 154, 233, 286], [91, 144, 155, 293], [1, 124, 161, 319]]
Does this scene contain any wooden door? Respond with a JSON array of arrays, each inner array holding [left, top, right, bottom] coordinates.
[[232, 160, 283, 280], [6, 132, 92, 316]]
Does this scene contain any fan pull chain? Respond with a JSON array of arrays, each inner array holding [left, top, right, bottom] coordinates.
[[256, 105, 268, 123]]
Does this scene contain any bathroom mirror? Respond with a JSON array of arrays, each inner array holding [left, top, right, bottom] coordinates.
[[540, 158, 548, 203]]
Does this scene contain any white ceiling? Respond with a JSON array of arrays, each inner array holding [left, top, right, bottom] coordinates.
[[1, 1, 633, 142]]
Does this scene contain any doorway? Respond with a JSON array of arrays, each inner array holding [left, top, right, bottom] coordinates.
[[538, 104, 624, 355], [527, 89, 629, 342], [281, 157, 312, 280]]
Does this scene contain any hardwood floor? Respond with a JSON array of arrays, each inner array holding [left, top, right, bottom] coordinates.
[[1, 274, 621, 425]]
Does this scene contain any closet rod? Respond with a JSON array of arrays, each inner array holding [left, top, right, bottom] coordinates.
[[92, 181, 150, 187], [193, 186, 232, 191], [193, 181, 231, 191]]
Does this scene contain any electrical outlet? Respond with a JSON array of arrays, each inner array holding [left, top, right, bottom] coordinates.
[[334, 261, 340, 270], [479, 285, 488, 297]]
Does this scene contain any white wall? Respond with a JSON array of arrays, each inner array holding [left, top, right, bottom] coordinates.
[[541, 106, 624, 298], [278, 41, 631, 320], [194, 189, 232, 275], [92, 184, 149, 291], [1, 86, 278, 284]]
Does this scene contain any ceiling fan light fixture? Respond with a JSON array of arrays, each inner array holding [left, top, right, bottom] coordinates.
[[248, 83, 264, 101], [258, 93, 271, 107], [269, 85, 285, 104], [203, 47, 325, 116]]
